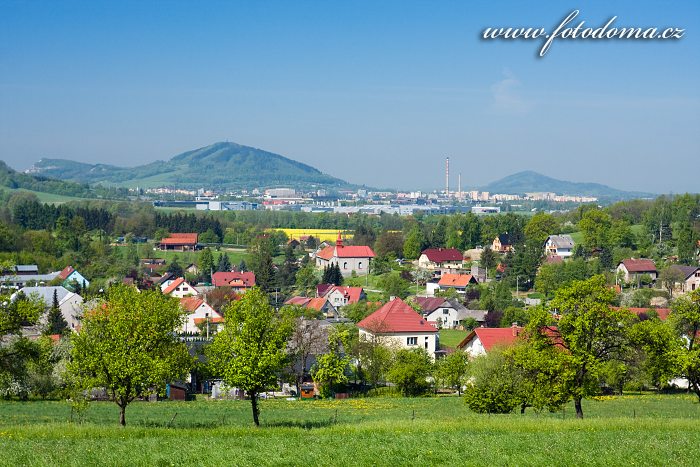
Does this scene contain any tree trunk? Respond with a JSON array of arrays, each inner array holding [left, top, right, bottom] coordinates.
[[691, 381, 700, 402], [119, 404, 127, 426], [250, 391, 260, 426], [574, 397, 583, 419]]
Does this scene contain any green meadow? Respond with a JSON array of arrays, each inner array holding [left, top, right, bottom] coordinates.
[[1, 394, 699, 466]]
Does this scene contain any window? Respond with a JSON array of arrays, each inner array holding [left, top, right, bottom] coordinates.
[[358, 261, 363, 269], [343, 262, 348, 269], [407, 337, 417, 346], [443, 309, 449, 315]]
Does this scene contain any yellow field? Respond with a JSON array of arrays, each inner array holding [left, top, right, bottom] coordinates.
[[268, 228, 353, 242]]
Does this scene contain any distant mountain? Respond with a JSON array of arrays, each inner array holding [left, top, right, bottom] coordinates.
[[480, 171, 655, 201], [1, 160, 125, 199], [27, 142, 350, 190]]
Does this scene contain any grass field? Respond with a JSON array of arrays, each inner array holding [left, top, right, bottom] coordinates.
[[439, 329, 469, 349], [1, 395, 699, 465], [3, 187, 94, 204]]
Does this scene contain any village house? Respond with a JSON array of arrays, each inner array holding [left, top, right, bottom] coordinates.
[[322, 285, 367, 308], [161, 277, 198, 298], [492, 233, 514, 253], [617, 258, 658, 284], [179, 296, 222, 335], [211, 271, 256, 293], [457, 325, 524, 357], [417, 248, 463, 270], [315, 234, 375, 277], [15, 286, 84, 331], [357, 297, 439, 360], [158, 233, 199, 251], [668, 265, 700, 293], [544, 235, 575, 258], [284, 296, 338, 318], [414, 297, 487, 329], [57, 266, 90, 290], [426, 273, 478, 296]]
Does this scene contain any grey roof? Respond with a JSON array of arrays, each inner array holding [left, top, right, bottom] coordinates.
[[446, 298, 487, 323], [14, 286, 82, 307], [0, 273, 60, 284], [547, 235, 574, 249], [670, 265, 700, 280], [15, 265, 39, 273]]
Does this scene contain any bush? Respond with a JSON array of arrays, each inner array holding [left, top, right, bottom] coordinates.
[[387, 349, 433, 397]]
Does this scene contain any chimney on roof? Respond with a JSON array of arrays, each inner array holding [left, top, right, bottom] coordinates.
[[512, 322, 519, 336]]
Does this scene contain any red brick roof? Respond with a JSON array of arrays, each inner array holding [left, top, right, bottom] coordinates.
[[326, 286, 364, 304], [612, 306, 671, 321], [58, 265, 75, 280], [414, 297, 447, 313], [316, 283, 334, 297], [160, 233, 198, 245], [438, 274, 477, 287], [211, 271, 256, 288], [421, 248, 463, 263], [284, 296, 331, 312], [163, 277, 186, 295], [316, 245, 376, 260], [357, 298, 437, 333], [458, 327, 523, 351], [179, 296, 204, 313], [285, 296, 311, 306], [620, 258, 657, 273]]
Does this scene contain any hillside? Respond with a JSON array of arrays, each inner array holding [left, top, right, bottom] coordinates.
[[28, 142, 350, 190], [481, 171, 654, 201], [0, 160, 126, 200]]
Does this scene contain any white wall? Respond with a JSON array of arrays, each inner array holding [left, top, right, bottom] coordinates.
[[359, 329, 438, 360]]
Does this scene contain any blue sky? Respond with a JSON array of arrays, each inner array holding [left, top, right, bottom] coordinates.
[[1, 0, 698, 193]]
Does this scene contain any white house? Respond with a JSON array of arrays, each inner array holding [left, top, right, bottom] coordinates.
[[323, 286, 366, 308], [15, 286, 84, 331], [457, 326, 523, 357], [357, 297, 439, 360], [617, 258, 658, 284], [417, 248, 463, 270], [414, 297, 487, 329], [179, 296, 222, 335], [162, 277, 198, 298], [315, 234, 375, 277], [669, 265, 700, 293], [544, 235, 575, 258]]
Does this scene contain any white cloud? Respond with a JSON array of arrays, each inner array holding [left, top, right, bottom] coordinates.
[[490, 69, 530, 114]]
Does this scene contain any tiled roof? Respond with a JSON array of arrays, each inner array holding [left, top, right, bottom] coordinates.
[[327, 286, 364, 304], [421, 248, 463, 263], [285, 296, 312, 306], [438, 274, 476, 287], [358, 298, 437, 333], [414, 297, 447, 313], [163, 277, 185, 295], [211, 271, 256, 287], [458, 327, 523, 351], [496, 233, 512, 245], [179, 296, 204, 313], [160, 233, 198, 245], [316, 245, 375, 260], [316, 283, 334, 297], [620, 258, 657, 273], [547, 235, 574, 249], [670, 265, 699, 280], [58, 266, 75, 280]]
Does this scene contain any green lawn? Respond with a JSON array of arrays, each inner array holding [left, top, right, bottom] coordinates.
[[3, 187, 94, 204], [0, 395, 699, 465], [439, 329, 469, 349]]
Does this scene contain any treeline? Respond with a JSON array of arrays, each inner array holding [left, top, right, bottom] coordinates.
[[154, 212, 223, 240]]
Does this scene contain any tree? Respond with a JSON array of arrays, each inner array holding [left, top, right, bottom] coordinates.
[[374, 231, 404, 258], [579, 209, 612, 252], [479, 246, 497, 272], [403, 224, 424, 260], [464, 349, 524, 414], [435, 351, 469, 395], [199, 228, 220, 244], [659, 267, 686, 298], [69, 285, 191, 426], [295, 263, 319, 296], [278, 244, 299, 287], [168, 256, 184, 277], [238, 259, 248, 272], [387, 348, 433, 396], [524, 213, 558, 246], [378, 272, 410, 300], [199, 247, 215, 282], [669, 289, 700, 401], [283, 306, 328, 397], [248, 236, 276, 291], [207, 287, 292, 426], [343, 301, 381, 323], [546, 275, 635, 418], [44, 289, 68, 335], [311, 328, 350, 398], [217, 252, 232, 272]]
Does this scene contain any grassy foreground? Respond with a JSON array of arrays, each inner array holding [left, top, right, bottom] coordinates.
[[1, 395, 699, 466]]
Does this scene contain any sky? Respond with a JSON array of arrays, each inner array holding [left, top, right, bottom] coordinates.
[[1, 0, 698, 193]]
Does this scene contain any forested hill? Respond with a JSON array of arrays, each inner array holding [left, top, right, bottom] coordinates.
[[481, 171, 655, 201], [27, 142, 351, 190], [0, 160, 127, 199]]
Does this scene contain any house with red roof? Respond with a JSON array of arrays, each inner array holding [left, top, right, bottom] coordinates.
[[284, 296, 337, 318], [323, 286, 367, 308], [161, 277, 198, 298], [57, 265, 90, 290], [357, 297, 439, 359], [432, 273, 478, 296], [211, 271, 256, 293], [159, 233, 199, 251], [668, 265, 700, 293], [179, 296, 222, 335], [418, 248, 463, 270], [457, 325, 523, 357], [616, 258, 658, 284], [315, 233, 375, 277]]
